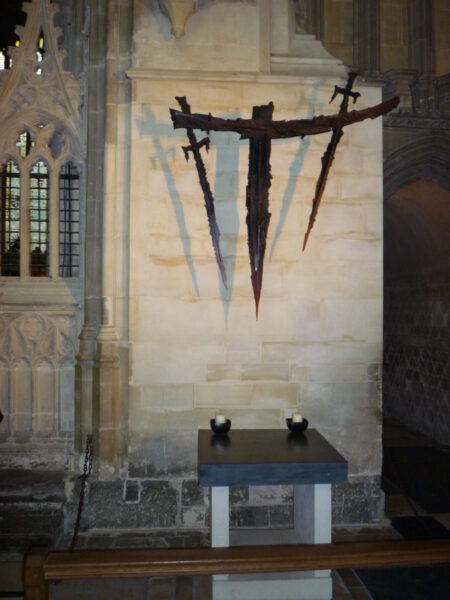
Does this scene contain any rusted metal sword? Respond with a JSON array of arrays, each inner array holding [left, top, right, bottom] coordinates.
[[246, 103, 273, 318], [302, 72, 360, 251], [175, 96, 228, 289]]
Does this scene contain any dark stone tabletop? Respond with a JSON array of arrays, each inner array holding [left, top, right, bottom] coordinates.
[[198, 429, 348, 487]]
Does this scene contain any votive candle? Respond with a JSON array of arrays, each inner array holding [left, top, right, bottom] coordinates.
[[215, 412, 226, 424]]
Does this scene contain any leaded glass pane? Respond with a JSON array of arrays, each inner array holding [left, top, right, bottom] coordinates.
[[0, 161, 21, 276], [30, 161, 49, 277], [59, 162, 80, 277]]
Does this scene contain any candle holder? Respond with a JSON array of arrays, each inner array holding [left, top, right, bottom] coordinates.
[[286, 417, 308, 434], [210, 418, 231, 435]]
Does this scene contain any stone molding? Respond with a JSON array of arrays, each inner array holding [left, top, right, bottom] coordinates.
[[0, 309, 77, 439], [382, 69, 450, 119], [384, 113, 450, 130], [0, 311, 76, 369], [126, 67, 354, 86], [384, 133, 450, 199], [270, 0, 347, 77]]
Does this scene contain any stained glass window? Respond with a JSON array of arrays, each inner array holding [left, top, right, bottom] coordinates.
[[0, 161, 21, 276]]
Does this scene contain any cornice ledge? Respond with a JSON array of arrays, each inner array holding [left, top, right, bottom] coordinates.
[[126, 67, 351, 86], [384, 112, 450, 130], [0, 278, 83, 307]]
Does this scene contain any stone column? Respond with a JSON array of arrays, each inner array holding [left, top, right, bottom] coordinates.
[[93, 0, 133, 478], [408, 0, 433, 75], [354, 0, 380, 77], [75, 0, 107, 454], [408, 0, 435, 113]]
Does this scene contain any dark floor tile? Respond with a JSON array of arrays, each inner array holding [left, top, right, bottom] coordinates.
[[382, 422, 434, 448], [49, 578, 150, 599], [355, 566, 450, 600], [175, 576, 192, 600], [383, 446, 450, 513], [391, 515, 450, 540]]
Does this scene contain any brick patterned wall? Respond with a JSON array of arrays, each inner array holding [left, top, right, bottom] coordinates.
[[384, 276, 450, 445]]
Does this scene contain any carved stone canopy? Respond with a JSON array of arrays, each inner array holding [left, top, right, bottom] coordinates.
[[158, 0, 196, 39], [0, 0, 83, 163]]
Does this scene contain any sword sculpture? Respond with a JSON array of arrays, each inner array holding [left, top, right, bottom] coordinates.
[[302, 71, 360, 251], [170, 77, 399, 317], [246, 103, 273, 317], [175, 96, 228, 289]]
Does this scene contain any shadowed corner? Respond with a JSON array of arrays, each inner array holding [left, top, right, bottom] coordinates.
[[269, 82, 323, 261], [210, 117, 242, 327], [135, 105, 199, 296]]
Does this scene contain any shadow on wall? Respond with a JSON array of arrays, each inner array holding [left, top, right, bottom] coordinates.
[[269, 84, 323, 260], [136, 106, 200, 296], [210, 115, 241, 324]]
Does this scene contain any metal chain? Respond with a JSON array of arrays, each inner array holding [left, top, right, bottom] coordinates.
[[70, 434, 93, 551]]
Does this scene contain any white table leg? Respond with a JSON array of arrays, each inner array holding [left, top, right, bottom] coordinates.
[[294, 482, 332, 593], [211, 487, 230, 591], [212, 484, 333, 599], [211, 486, 229, 548], [294, 483, 332, 544]]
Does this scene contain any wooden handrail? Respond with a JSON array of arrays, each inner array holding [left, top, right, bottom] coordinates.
[[24, 539, 450, 600]]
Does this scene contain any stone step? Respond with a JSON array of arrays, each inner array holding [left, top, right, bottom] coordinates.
[[0, 469, 66, 561], [0, 470, 66, 502]]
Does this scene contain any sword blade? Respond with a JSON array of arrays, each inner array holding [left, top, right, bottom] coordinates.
[[302, 127, 343, 251], [246, 103, 273, 318], [302, 72, 358, 251], [175, 97, 228, 289]]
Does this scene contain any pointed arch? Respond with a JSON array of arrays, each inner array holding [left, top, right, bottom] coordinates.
[[384, 133, 450, 199]]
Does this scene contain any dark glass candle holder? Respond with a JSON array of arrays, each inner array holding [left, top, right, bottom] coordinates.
[[286, 417, 308, 434], [210, 418, 231, 435]]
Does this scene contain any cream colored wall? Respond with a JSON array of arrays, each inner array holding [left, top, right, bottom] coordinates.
[[127, 67, 384, 480], [133, 0, 263, 72], [321, 0, 354, 67]]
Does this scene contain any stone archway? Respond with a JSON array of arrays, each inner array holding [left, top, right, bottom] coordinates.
[[384, 133, 450, 200]]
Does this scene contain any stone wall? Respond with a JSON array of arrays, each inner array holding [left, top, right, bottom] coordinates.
[[384, 277, 449, 445], [384, 180, 450, 446], [62, 476, 383, 547]]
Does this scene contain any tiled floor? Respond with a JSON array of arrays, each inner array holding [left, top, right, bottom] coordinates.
[[353, 419, 450, 600]]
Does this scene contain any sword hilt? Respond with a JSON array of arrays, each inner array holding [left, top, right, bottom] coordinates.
[[182, 136, 210, 161], [330, 85, 360, 104]]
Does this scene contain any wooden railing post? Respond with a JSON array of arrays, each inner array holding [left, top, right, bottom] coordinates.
[[24, 547, 50, 600]]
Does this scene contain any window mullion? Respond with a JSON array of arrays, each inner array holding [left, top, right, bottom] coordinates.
[[50, 168, 59, 279], [20, 170, 30, 277]]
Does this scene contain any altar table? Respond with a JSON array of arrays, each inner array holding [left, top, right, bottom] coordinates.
[[198, 428, 348, 600]]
